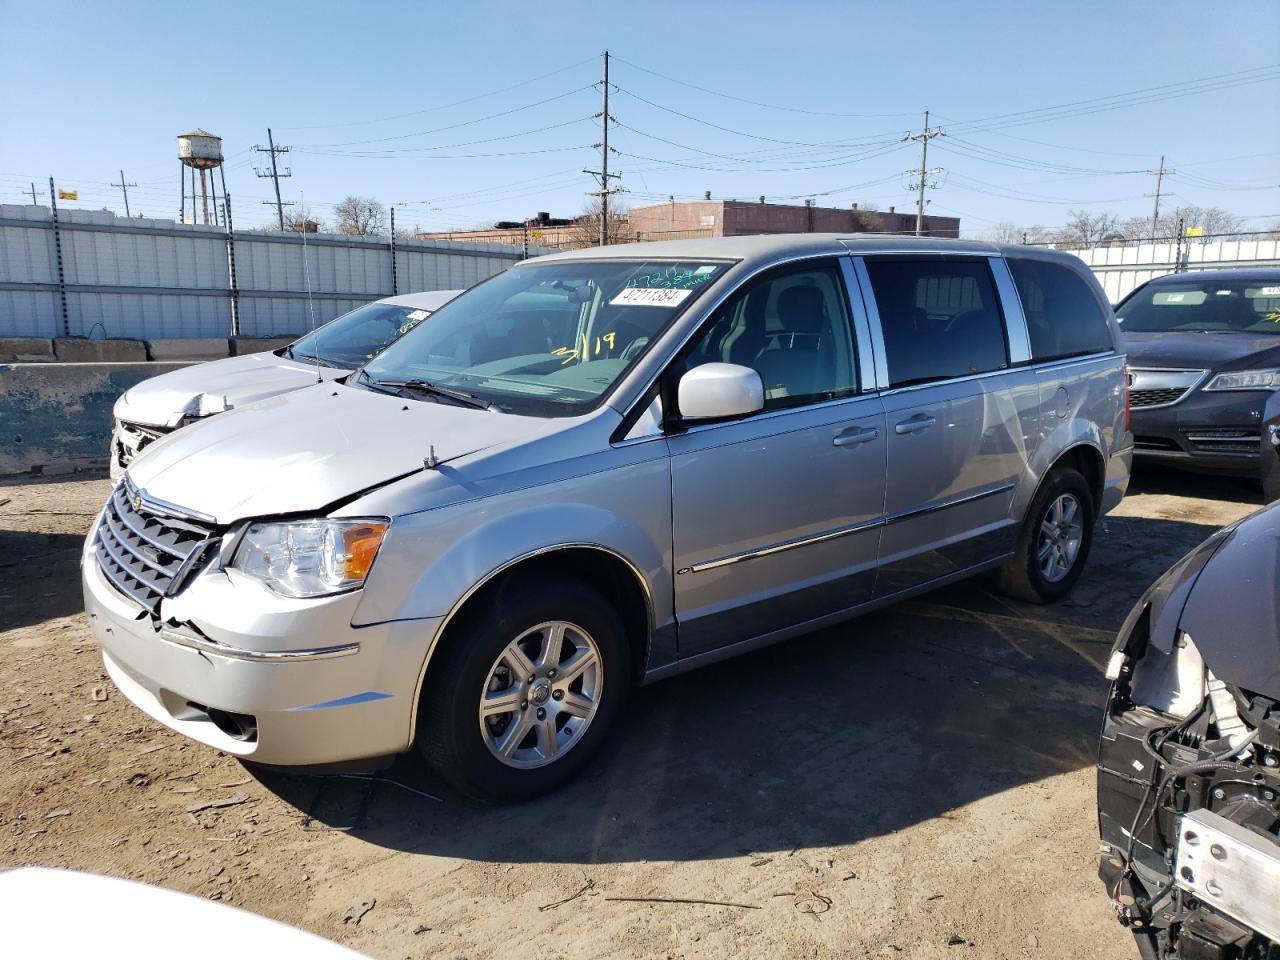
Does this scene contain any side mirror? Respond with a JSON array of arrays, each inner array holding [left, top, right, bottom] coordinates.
[[677, 363, 764, 421]]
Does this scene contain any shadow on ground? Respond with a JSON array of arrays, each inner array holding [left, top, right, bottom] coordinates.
[[259, 511, 1225, 864], [1128, 462, 1262, 505], [0, 530, 88, 632]]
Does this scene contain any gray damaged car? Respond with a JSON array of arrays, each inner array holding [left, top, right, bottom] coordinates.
[[110, 289, 459, 476], [1098, 503, 1280, 958], [83, 234, 1131, 799]]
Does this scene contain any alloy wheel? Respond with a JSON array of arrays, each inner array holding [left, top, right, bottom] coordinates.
[[478, 621, 603, 769], [1037, 493, 1084, 583]]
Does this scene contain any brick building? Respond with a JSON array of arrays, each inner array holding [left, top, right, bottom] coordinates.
[[414, 199, 960, 249], [628, 197, 959, 240]]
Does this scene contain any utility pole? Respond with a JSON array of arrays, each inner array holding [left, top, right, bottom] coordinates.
[[253, 128, 292, 230], [904, 110, 944, 236], [111, 169, 137, 219], [1147, 155, 1175, 239], [28, 182, 39, 205], [584, 50, 622, 246]]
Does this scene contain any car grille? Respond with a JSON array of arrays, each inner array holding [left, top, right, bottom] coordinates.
[[94, 480, 219, 615], [115, 420, 174, 468], [1130, 387, 1190, 409]]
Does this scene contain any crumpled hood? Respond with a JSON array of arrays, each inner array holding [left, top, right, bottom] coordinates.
[[125, 382, 550, 524], [1177, 501, 1280, 700], [114, 351, 344, 428], [1121, 331, 1280, 373]]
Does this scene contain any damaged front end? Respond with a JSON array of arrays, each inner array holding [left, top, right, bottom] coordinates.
[[1099, 514, 1280, 960]]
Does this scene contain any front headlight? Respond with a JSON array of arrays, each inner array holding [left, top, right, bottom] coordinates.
[[1203, 368, 1280, 391], [232, 518, 389, 598]]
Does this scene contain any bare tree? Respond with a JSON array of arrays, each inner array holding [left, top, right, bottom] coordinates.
[[333, 196, 387, 236], [986, 222, 1053, 244], [1162, 205, 1245, 241], [987, 222, 1023, 244], [283, 205, 323, 234], [565, 198, 631, 249], [1054, 210, 1122, 249], [558, 198, 632, 248]]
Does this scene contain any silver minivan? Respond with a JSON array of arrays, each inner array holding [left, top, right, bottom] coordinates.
[[82, 235, 1132, 799]]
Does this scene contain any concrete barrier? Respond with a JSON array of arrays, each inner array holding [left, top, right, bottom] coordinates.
[[0, 362, 192, 475], [146, 339, 230, 361], [231, 336, 296, 356], [54, 338, 149, 363], [0, 338, 56, 363]]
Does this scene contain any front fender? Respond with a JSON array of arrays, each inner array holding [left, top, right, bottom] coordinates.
[[351, 453, 673, 631]]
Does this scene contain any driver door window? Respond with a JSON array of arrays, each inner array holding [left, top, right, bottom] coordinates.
[[683, 262, 858, 411]]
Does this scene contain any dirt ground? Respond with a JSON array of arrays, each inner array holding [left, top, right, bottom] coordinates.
[[0, 467, 1262, 959]]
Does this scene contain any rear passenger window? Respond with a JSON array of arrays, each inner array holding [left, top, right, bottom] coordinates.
[[1008, 258, 1113, 361], [864, 259, 1008, 388]]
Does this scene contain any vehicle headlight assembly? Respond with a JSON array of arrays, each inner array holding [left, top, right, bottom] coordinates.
[[1203, 368, 1280, 391], [232, 518, 389, 598]]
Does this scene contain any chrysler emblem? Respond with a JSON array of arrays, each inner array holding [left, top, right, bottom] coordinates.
[[132, 494, 144, 513]]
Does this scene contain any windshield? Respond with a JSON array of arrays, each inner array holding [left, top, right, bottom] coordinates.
[[288, 302, 439, 368], [1116, 278, 1280, 334], [361, 259, 730, 416]]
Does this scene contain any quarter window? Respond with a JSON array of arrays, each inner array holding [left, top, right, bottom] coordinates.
[[1009, 257, 1113, 361], [864, 259, 1008, 388], [682, 261, 858, 411]]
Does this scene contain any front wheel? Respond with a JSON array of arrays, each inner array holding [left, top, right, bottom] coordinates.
[[997, 468, 1095, 603], [416, 576, 629, 801]]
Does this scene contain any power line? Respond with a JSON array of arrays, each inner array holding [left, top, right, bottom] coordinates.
[[299, 86, 596, 148], [610, 55, 918, 119], [292, 116, 595, 158], [281, 55, 599, 131]]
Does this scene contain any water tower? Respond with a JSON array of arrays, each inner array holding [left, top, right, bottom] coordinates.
[[178, 129, 225, 226]]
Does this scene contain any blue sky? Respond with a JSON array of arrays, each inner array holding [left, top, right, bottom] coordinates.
[[2, 0, 1277, 236]]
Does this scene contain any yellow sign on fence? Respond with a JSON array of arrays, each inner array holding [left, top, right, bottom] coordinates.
[[57, 190, 78, 200], [1185, 226, 1204, 237]]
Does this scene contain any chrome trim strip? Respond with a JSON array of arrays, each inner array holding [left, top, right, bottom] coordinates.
[[883, 481, 1016, 525], [158, 629, 360, 662], [686, 516, 883, 574], [1127, 367, 1210, 409], [1185, 435, 1259, 443], [683, 481, 1016, 574], [124, 476, 219, 527], [988, 256, 1032, 365]]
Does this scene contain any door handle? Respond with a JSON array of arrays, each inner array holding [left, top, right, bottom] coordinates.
[[894, 414, 937, 435], [833, 426, 879, 447]]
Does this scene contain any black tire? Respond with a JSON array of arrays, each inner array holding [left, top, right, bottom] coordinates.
[[416, 574, 629, 802], [997, 467, 1095, 604]]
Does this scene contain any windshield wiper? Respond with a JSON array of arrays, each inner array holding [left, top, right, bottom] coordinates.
[[290, 352, 349, 369], [362, 372, 490, 410]]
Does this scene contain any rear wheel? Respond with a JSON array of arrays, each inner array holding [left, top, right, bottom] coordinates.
[[416, 576, 629, 801], [998, 468, 1094, 603]]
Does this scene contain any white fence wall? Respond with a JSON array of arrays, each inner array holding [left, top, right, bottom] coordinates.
[[1060, 237, 1280, 304], [0, 204, 548, 339]]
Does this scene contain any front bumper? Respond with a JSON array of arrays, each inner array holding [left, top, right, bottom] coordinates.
[[82, 534, 441, 766], [1130, 388, 1277, 475]]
